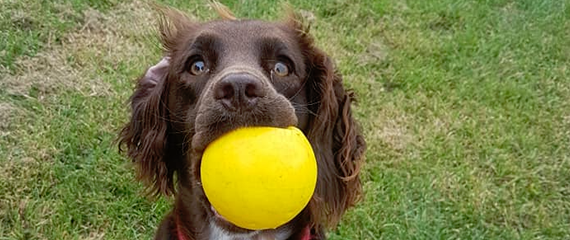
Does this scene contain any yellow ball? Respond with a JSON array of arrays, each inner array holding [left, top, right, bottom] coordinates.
[[201, 126, 317, 230]]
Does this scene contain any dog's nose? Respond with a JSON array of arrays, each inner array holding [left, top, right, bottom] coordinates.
[[214, 73, 266, 110]]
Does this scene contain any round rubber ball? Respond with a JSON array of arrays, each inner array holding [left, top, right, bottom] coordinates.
[[200, 126, 317, 230]]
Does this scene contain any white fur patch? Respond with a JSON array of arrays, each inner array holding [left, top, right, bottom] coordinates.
[[208, 221, 292, 240]]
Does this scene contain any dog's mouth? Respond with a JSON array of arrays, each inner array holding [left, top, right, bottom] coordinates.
[[189, 74, 301, 235], [190, 77, 299, 153]]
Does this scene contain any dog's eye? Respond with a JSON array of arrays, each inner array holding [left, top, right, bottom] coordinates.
[[190, 60, 207, 75], [273, 62, 289, 77]]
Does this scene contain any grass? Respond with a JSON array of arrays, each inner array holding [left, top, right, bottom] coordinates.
[[1, 0, 569, 239]]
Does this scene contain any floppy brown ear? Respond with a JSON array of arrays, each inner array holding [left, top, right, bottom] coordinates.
[[308, 53, 366, 227], [118, 58, 176, 196], [118, 7, 196, 196], [287, 15, 366, 227]]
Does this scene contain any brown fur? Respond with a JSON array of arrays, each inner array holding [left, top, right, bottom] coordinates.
[[119, 4, 365, 240]]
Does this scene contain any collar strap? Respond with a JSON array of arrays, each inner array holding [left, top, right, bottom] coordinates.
[[175, 214, 188, 240], [300, 225, 313, 240]]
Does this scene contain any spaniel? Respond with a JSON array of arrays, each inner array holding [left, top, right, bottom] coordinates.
[[119, 5, 366, 240]]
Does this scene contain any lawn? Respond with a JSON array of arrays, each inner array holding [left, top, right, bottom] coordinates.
[[1, 0, 569, 239]]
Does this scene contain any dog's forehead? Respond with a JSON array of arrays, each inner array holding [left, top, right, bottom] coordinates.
[[196, 20, 298, 51], [205, 20, 291, 39]]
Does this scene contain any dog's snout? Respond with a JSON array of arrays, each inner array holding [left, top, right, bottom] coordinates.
[[214, 73, 266, 110]]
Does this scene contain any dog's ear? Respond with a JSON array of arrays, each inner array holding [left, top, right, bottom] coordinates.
[[118, 57, 176, 196], [307, 54, 366, 227], [285, 12, 366, 227], [118, 5, 199, 196], [156, 2, 236, 54], [155, 5, 197, 55]]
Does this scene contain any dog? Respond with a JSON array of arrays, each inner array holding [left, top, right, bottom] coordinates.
[[118, 5, 366, 240]]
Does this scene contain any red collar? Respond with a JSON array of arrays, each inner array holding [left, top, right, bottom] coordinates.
[[175, 219, 188, 240], [175, 214, 188, 240], [300, 226, 313, 240], [174, 216, 313, 240]]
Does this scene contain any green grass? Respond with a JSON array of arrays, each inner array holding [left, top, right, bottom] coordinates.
[[0, 0, 122, 71], [1, 0, 569, 239]]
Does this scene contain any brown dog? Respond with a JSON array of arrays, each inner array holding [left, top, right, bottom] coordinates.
[[119, 5, 365, 240]]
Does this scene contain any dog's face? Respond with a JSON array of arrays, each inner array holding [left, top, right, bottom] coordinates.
[[166, 18, 313, 234], [165, 20, 310, 152], [119, 6, 365, 237]]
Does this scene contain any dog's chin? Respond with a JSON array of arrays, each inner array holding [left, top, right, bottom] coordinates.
[[207, 203, 261, 234], [191, 183, 256, 234]]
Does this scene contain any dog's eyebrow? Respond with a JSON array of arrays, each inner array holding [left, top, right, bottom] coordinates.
[[189, 33, 221, 52], [258, 37, 290, 53]]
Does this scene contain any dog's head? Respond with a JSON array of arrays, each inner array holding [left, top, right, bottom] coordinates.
[[119, 5, 365, 233]]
